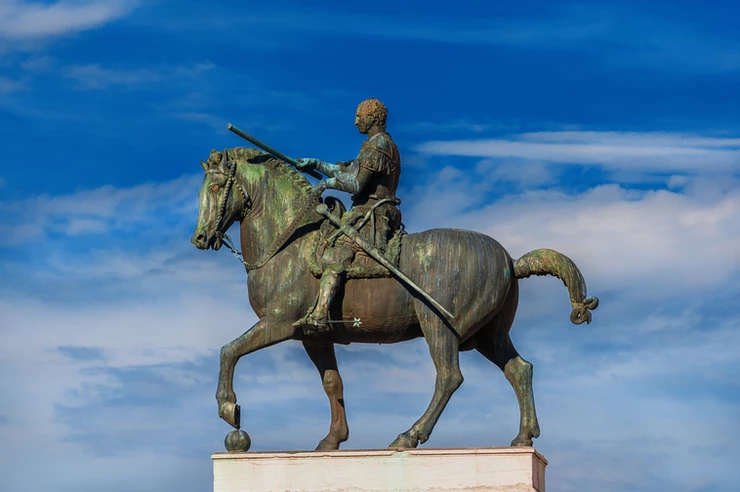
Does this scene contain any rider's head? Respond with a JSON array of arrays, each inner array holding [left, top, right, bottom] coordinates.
[[355, 98, 387, 135]]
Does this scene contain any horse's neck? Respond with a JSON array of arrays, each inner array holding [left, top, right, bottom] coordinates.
[[238, 163, 311, 265]]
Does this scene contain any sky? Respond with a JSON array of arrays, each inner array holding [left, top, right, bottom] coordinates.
[[0, 1, 739, 491]]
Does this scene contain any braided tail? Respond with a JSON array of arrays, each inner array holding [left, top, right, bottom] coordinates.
[[513, 249, 599, 325]]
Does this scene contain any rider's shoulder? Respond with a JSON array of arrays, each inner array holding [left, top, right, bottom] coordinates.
[[368, 132, 395, 149]]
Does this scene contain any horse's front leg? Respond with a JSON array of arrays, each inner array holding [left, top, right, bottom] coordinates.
[[216, 318, 295, 428]]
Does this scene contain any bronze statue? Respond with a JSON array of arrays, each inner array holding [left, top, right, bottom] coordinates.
[[191, 100, 599, 452], [292, 99, 403, 334]]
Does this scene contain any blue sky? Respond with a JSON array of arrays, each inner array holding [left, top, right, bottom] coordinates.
[[1, 1, 739, 491]]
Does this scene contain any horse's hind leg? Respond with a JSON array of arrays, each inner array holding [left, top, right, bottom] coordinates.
[[303, 341, 349, 450], [390, 317, 463, 448], [475, 282, 541, 446]]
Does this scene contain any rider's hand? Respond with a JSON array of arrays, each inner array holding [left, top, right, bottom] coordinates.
[[295, 158, 319, 169], [313, 178, 333, 194]]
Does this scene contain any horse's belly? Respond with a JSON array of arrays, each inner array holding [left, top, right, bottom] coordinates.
[[338, 277, 419, 343]]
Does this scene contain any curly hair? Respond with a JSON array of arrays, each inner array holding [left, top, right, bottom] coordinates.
[[357, 98, 388, 126]]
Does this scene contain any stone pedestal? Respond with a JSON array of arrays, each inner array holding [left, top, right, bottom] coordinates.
[[213, 447, 547, 492]]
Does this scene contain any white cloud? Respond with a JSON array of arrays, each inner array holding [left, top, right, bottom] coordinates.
[[0, 174, 201, 246], [415, 131, 740, 173], [0, 0, 137, 40], [404, 173, 740, 298]]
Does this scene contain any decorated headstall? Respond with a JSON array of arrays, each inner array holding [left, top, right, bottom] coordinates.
[[202, 149, 250, 237]]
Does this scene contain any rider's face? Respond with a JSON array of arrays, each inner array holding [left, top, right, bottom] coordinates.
[[354, 110, 374, 134]]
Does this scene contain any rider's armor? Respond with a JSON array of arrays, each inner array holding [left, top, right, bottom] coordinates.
[[341, 132, 402, 254]]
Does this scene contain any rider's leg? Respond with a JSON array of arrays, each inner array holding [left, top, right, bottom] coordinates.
[[306, 264, 344, 331], [294, 244, 354, 333]]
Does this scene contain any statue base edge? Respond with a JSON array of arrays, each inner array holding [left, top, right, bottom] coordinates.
[[212, 446, 547, 492]]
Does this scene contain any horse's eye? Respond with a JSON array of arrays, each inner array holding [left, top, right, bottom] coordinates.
[[210, 184, 220, 193]]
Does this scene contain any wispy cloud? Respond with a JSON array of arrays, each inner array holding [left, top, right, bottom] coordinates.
[[188, 5, 740, 74], [63, 62, 215, 90], [0, 0, 137, 40], [415, 131, 740, 173], [396, 119, 505, 134], [19, 54, 55, 72], [0, 75, 26, 93]]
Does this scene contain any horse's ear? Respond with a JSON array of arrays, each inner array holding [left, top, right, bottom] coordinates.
[[200, 160, 208, 172], [220, 149, 229, 168]]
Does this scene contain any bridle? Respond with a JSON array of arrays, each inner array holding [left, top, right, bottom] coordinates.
[[206, 150, 322, 272], [209, 150, 250, 235]]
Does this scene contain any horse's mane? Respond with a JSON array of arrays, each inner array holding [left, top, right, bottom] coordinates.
[[225, 146, 314, 196]]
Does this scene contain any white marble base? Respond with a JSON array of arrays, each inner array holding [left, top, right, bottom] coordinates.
[[213, 447, 547, 492]]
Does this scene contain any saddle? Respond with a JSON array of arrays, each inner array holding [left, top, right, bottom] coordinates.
[[308, 197, 405, 279]]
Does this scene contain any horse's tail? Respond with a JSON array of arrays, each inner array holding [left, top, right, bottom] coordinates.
[[513, 249, 599, 325]]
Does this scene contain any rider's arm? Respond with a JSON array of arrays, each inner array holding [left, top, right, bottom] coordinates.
[[295, 159, 351, 178], [315, 160, 350, 178], [316, 162, 372, 195]]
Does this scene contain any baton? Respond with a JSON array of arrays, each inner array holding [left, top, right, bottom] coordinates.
[[226, 124, 323, 180]]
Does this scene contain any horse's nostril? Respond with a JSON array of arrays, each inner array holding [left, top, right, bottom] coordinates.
[[191, 232, 207, 246]]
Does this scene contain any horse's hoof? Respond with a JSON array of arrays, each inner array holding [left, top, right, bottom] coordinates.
[[315, 438, 340, 451], [510, 435, 533, 447], [225, 429, 251, 452], [219, 402, 241, 429], [389, 432, 418, 449]]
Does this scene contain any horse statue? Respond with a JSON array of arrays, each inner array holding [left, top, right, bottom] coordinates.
[[191, 147, 599, 451]]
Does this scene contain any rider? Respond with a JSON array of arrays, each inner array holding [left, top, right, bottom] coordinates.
[[293, 98, 402, 333]]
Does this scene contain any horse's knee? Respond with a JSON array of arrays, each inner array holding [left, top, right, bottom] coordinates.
[[504, 356, 532, 383]]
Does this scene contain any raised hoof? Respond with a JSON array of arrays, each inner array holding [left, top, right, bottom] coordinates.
[[389, 432, 419, 449], [225, 429, 251, 452], [315, 438, 341, 451], [510, 435, 533, 447], [219, 402, 241, 429]]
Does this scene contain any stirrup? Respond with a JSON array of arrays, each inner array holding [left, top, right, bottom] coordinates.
[[293, 313, 330, 333]]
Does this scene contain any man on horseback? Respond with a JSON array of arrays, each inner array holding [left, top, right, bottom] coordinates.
[[293, 98, 403, 333]]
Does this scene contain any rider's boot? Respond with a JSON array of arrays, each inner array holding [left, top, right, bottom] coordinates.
[[293, 269, 343, 334]]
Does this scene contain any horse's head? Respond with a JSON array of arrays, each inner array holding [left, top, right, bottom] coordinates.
[[191, 149, 250, 251]]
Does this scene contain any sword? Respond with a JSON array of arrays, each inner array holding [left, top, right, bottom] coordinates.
[[316, 203, 455, 321], [226, 123, 323, 181]]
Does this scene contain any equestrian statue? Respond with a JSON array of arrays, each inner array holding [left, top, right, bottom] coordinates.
[[190, 98, 599, 452]]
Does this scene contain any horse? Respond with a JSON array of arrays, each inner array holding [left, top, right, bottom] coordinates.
[[190, 147, 598, 451]]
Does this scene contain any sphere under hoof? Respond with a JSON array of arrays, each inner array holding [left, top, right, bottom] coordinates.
[[225, 429, 251, 452]]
